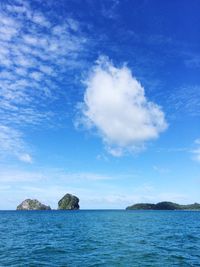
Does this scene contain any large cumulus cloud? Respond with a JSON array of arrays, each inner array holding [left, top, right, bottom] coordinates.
[[80, 57, 168, 156]]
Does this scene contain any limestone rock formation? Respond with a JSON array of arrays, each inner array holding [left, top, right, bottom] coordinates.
[[17, 199, 51, 210], [58, 193, 79, 210]]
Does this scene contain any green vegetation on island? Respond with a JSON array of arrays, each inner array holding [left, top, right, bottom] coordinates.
[[16, 193, 80, 210], [126, 201, 200, 210], [17, 199, 51, 210], [58, 193, 80, 210]]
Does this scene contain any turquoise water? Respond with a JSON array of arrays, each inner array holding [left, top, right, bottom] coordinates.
[[0, 210, 200, 266]]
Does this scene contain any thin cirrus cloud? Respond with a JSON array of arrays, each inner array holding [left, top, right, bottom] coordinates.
[[0, 0, 86, 162], [192, 139, 200, 162], [79, 56, 168, 156], [166, 85, 200, 117], [0, 125, 32, 163]]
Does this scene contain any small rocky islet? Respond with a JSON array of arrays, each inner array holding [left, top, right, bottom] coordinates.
[[58, 193, 79, 210], [16, 193, 79, 210], [16, 199, 51, 210]]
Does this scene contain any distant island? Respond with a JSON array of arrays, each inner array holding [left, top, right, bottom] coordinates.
[[126, 201, 200, 210], [16, 193, 79, 210]]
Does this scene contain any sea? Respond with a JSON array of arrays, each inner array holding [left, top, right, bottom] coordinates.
[[0, 210, 200, 266]]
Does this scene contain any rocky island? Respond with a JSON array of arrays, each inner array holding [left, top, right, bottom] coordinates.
[[126, 201, 200, 210], [58, 193, 79, 210], [16, 193, 80, 210], [17, 199, 51, 210]]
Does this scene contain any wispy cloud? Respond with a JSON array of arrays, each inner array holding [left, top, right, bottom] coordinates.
[[0, 167, 112, 183], [0, 0, 87, 162], [100, 0, 120, 19], [191, 139, 200, 162], [165, 85, 200, 117], [183, 50, 200, 69], [78, 56, 167, 156], [0, 168, 45, 182], [0, 125, 32, 163], [153, 165, 170, 174]]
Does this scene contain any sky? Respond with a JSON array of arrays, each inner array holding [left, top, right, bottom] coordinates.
[[0, 0, 200, 209]]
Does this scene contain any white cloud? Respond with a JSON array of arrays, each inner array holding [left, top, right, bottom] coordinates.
[[63, 172, 113, 181], [0, 0, 87, 162], [195, 139, 200, 145], [193, 150, 200, 162], [191, 139, 200, 162], [0, 168, 44, 182], [0, 1, 86, 126], [31, 13, 51, 28], [80, 56, 167, 155], [192, 148, 200, 162], [153, 165, 170, 174], [166, 85, 200, 116], [29, 71, 43, 81], [0, 167, 112, 183], [18, 153, 33, 163], [0, 125, 32, 163]]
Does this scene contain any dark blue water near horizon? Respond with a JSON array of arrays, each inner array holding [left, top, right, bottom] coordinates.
[[0, 210, 200, 266]]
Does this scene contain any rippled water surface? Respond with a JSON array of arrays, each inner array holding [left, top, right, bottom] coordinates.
[[0, 210, 200, 266]]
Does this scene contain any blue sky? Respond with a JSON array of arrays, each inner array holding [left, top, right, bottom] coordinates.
[[0, 0, 200, 209]]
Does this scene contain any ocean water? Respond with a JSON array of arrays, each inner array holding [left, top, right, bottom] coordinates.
[[0, 210, 200, 266]]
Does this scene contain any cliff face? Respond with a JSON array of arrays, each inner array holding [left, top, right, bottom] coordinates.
[[17, 199, 51, 210], [58, 194, 79, 210]]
